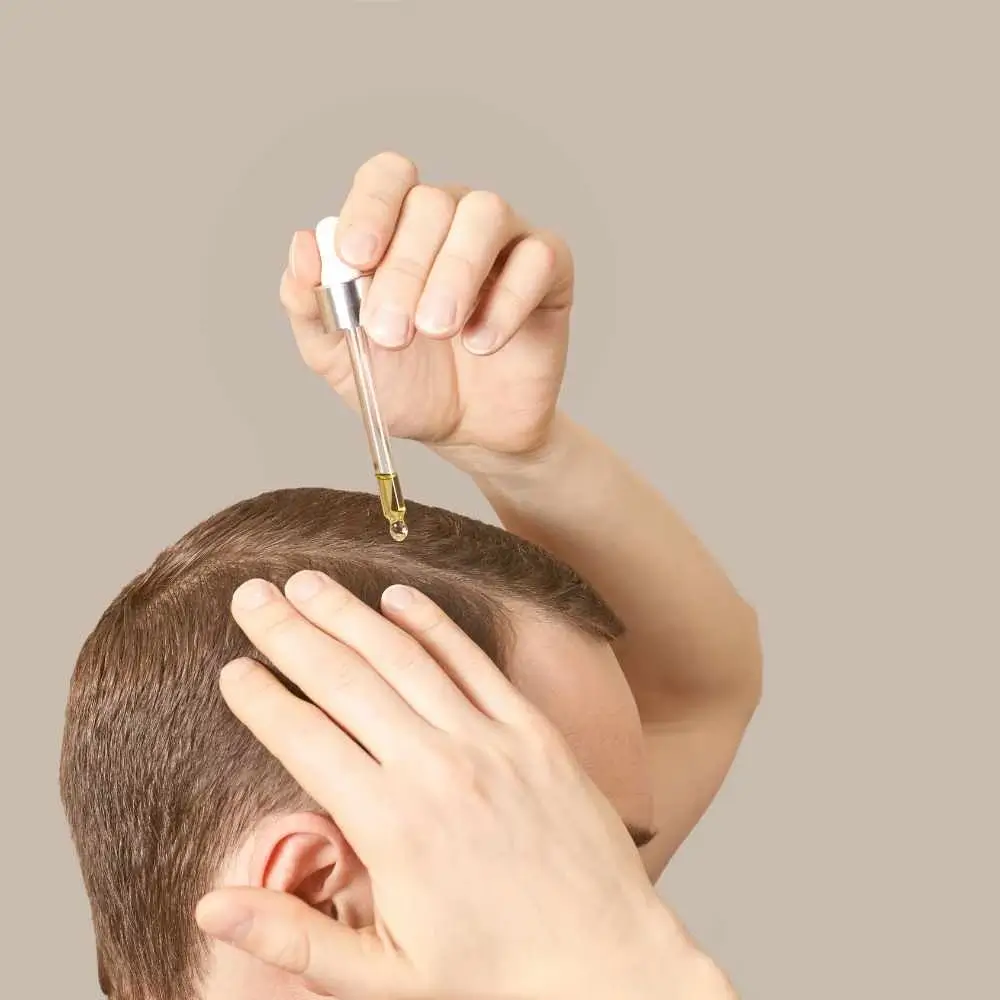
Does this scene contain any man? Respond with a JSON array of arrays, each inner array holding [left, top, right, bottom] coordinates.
[[194, 572, 739, 1000], [60, 153, 762, 1000]]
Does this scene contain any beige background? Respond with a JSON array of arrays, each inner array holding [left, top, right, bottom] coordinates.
[[1, 2, 997, 996]]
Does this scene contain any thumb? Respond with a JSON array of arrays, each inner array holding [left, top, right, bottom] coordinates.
[[195, 887, 407, 999]]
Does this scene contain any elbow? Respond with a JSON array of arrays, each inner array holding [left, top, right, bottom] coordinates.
[[741, 601, 764, 713], [728, 599, 764, 719]]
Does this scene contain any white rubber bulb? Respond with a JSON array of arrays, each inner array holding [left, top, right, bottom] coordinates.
[[315, 216, 362, 286]]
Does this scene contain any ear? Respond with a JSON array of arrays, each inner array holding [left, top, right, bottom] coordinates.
[[245, 812, 373, 928]]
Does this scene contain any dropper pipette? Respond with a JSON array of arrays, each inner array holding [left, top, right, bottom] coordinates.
[[314, 216, 408, 542]]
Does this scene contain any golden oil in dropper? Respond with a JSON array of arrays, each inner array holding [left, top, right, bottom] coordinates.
[[376, 472, 408, 541]]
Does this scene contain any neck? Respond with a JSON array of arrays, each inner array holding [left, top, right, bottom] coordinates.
[[202, 951, 314, 1000]]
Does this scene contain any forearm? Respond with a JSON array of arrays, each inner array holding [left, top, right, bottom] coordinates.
[[453, 412, 762, 723]]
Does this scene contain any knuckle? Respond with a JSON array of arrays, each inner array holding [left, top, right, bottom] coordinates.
[[491, 279, 531, 314], [279, 276, 318, 317], [411, 605, 449, 638], [525, 234, 558, 276], [358, 189, 399, 222], [395, 592, 453, 637], [278, 284, 299, 316], [523, 713, 569, 760], [389, 637, 428, 675], [430, 249, 476, 287], [264, 928, 311, 975], [316, 581, 354, 617], [257, 606, 301, 645], [302, 344, 342, 379], [358, 151, 418, 188], [321, 665, 356, 695], [479, 739, 521, 782], [223, 658, 269, 696], [375, 150, 419, 183], [309, 650, 359, 698], [405, 183, 455, 218], [531, 229, 573, 285], [381, 252, 430, 284], [278, 285, 299, 317], [461, 189, 510, 226], [534, 227, 568, 255], [421, 741, 478, 788]]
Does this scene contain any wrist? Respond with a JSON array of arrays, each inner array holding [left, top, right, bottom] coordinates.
[[622, 904, 701, 1000], [562, 901, 718, 1000], [433, 412, 584, 496], [625, 916, 736, 1000]]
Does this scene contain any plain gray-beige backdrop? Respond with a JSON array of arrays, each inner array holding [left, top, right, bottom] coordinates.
[[2, 1, 997, 997]]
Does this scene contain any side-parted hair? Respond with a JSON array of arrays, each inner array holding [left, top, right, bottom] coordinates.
[[59, 487, 622, 1000]]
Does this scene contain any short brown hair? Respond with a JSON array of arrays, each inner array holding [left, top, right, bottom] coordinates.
[[60, 487, 621, 1000]]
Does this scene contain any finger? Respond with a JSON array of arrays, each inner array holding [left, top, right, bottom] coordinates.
[[218, 657, 381, 813], [361, 184, 456, 349], [288, 228, 322, 287], [285, 571, 485, 735], [379, 585, 535, 726], [415, 190, 527, 340], [196, 888, 409, 999], [336, 151, 419, 270], [461, 231, 571, 357], [439, 183, 471, 201], [280, 231, 350, 381], [230, 579, 432, 761]]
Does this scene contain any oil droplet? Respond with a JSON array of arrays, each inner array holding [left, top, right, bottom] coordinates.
[[389, 520, 408, 542]]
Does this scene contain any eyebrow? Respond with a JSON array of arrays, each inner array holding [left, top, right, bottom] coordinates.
[[625, 823, 658, 849]]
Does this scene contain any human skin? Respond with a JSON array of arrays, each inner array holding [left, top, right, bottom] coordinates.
[[280, 151, 763, 880], [196, 575, 737, 1000], [192, 151, 759, 999], [198, 607, 661, 999]]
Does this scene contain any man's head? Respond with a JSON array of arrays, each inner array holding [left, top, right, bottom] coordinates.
[[60, 488, 653, 1000]]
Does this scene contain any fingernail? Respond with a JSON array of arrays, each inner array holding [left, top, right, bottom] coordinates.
[[287, 233, 300, 279], [382, 585, 415, 611], [340, 228, 377, 265], [369, 304, 410, 348], [233, 579, 275, 611], [197, 899, 253, 944], [286, 570, 325, 601], [415, 293, 457, 335], [462, 325, 498, 355]]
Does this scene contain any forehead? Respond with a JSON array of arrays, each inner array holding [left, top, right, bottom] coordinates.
[[503, 607, 654, 833]]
